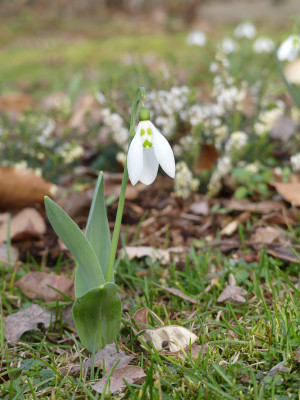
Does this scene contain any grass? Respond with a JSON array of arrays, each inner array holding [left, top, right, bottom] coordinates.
[[0, 245, 299, 399]]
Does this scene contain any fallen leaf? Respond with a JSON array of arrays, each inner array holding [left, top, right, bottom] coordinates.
[[15, 271, 74, 301], [4, 304, 51, 342], [153, 282, 198, 304], [266, 361, 290, 377], [140, 325, 198, 352], [121, 246, 183, 265], [0, 243, 19, 267], [0, 208, 46, 243], [270, 115, 296, 141], [266, 247, 300, 264], [224, 199, 284, 213], [0, 167, 57, 208], [217, 273, 247, 305], [0, 92, 32, 113], [250, 226, 283, 244], [220, 220, 239, 236], [178, 343, 209, 359], [271, 182, 300, 206], [189, 200, 209, 216], [133, 307, 150, 331], [84, 343, 134, 372], [92, 365, 146, 394]]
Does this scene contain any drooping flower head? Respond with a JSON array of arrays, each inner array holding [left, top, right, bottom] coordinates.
[[127, 107, 175, 185], [277, 35, 300, 62]]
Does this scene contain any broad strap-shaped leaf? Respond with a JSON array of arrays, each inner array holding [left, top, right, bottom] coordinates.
[[44, 196, 104, 297], [85, 172, 111, 279], [72, 282, 122, 352]]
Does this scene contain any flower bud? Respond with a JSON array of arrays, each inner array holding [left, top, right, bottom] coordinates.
[[139, 107, 150, 121]]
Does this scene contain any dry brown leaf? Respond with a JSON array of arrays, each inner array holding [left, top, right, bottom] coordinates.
[[133, 307, 150, 331], [121, 246, 183, 265], [0, 92, 32, 112], [266, 361, 290, 377], [4, 304, 51, 342], [178, 343, 209, 359], [266, 247, 300, 264], [92, 365, 146, 395], [153, 282, 198, 304], [0, 167, 57, 208], [15, 271, 74, 301], [270, 115, 296, 141], [271, 182, 300, 206], [224, 199, 284, 213], [189, 200, 209, 216], [250, 226, 283, 244], [0, 243, 19, 267], [85, 343, 134, 372], [217, 273, 247, 305], [220, 220, 239, 236], [284, 58, 300, 85], [0, 208, 46, 243]]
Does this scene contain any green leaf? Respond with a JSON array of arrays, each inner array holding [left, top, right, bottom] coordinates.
[[72, 282, 121, 352], [44, 196, 104, 297], [85, 172, 111, 280], [234, 186, 249, 200]]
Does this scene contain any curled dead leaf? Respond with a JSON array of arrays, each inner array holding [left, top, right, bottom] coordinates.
[[4, 304, 51, 342], [0, 167, 57, 209], [0, 208, 46, 243], [15, 271, 74, 301], [92, 365, 146, 395], [217, 273, 247, 305], [0, 243, 19, 267]]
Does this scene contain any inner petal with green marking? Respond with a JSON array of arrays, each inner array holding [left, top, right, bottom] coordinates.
[[140, 125, 153, 149]]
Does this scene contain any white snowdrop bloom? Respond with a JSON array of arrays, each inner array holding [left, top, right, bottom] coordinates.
[[127, 107, 175, 186], [96, 91, 106, 104], [234, 21, 257, 39], [291, 153, 300, 172], [186, 31, 207, 47], [253, 37, 275, 53], [218, 38, 238, 53], [277, 35, 300, 61]]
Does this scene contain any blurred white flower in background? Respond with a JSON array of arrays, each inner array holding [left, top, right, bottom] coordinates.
[[290, 153, 300, 172], [218, 38, 238, 54], [174, 161, 199, 199], [277, 35, 300, 61], [253, 37, 275, 53], [234, 21, 257, 39], [186, 31, 207, 47]]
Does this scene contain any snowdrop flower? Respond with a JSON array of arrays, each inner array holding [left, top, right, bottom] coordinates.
[[127, 107, 175, 185], [277, 35, 300, 61], [218, 38, 238, 53], [186, 31, 207, 47], [234, 21, 257, 39], [253, 37, 275, 53], [291, 153, 300, 172]]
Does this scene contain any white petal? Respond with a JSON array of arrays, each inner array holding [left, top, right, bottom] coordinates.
[[127, 131, 143, 186], [139, 148, 159, 185], [150, 122, 175, 179]]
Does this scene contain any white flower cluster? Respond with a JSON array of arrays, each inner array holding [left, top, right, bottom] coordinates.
[[234, 21, 257, 39], [254, 103, 284, 136], [101, 108, 129, 150], [217, 38, 238, 54], [37, 117, 56, 146], [225, 131, 248, 153], [290, 153, 300, 172], [207, 156, 232, 197], [146, 86, 190, 138], [56, 143, 84, 164], [174, 161, 200, 199]]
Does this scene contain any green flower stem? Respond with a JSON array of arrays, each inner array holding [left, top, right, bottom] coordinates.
[[105, 87, 146, 282]]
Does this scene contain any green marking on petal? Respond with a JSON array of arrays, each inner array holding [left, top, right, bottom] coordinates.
[[147, 128, 152, 135], [140, 128, 145, 136], [143, 140, 152, 149]]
